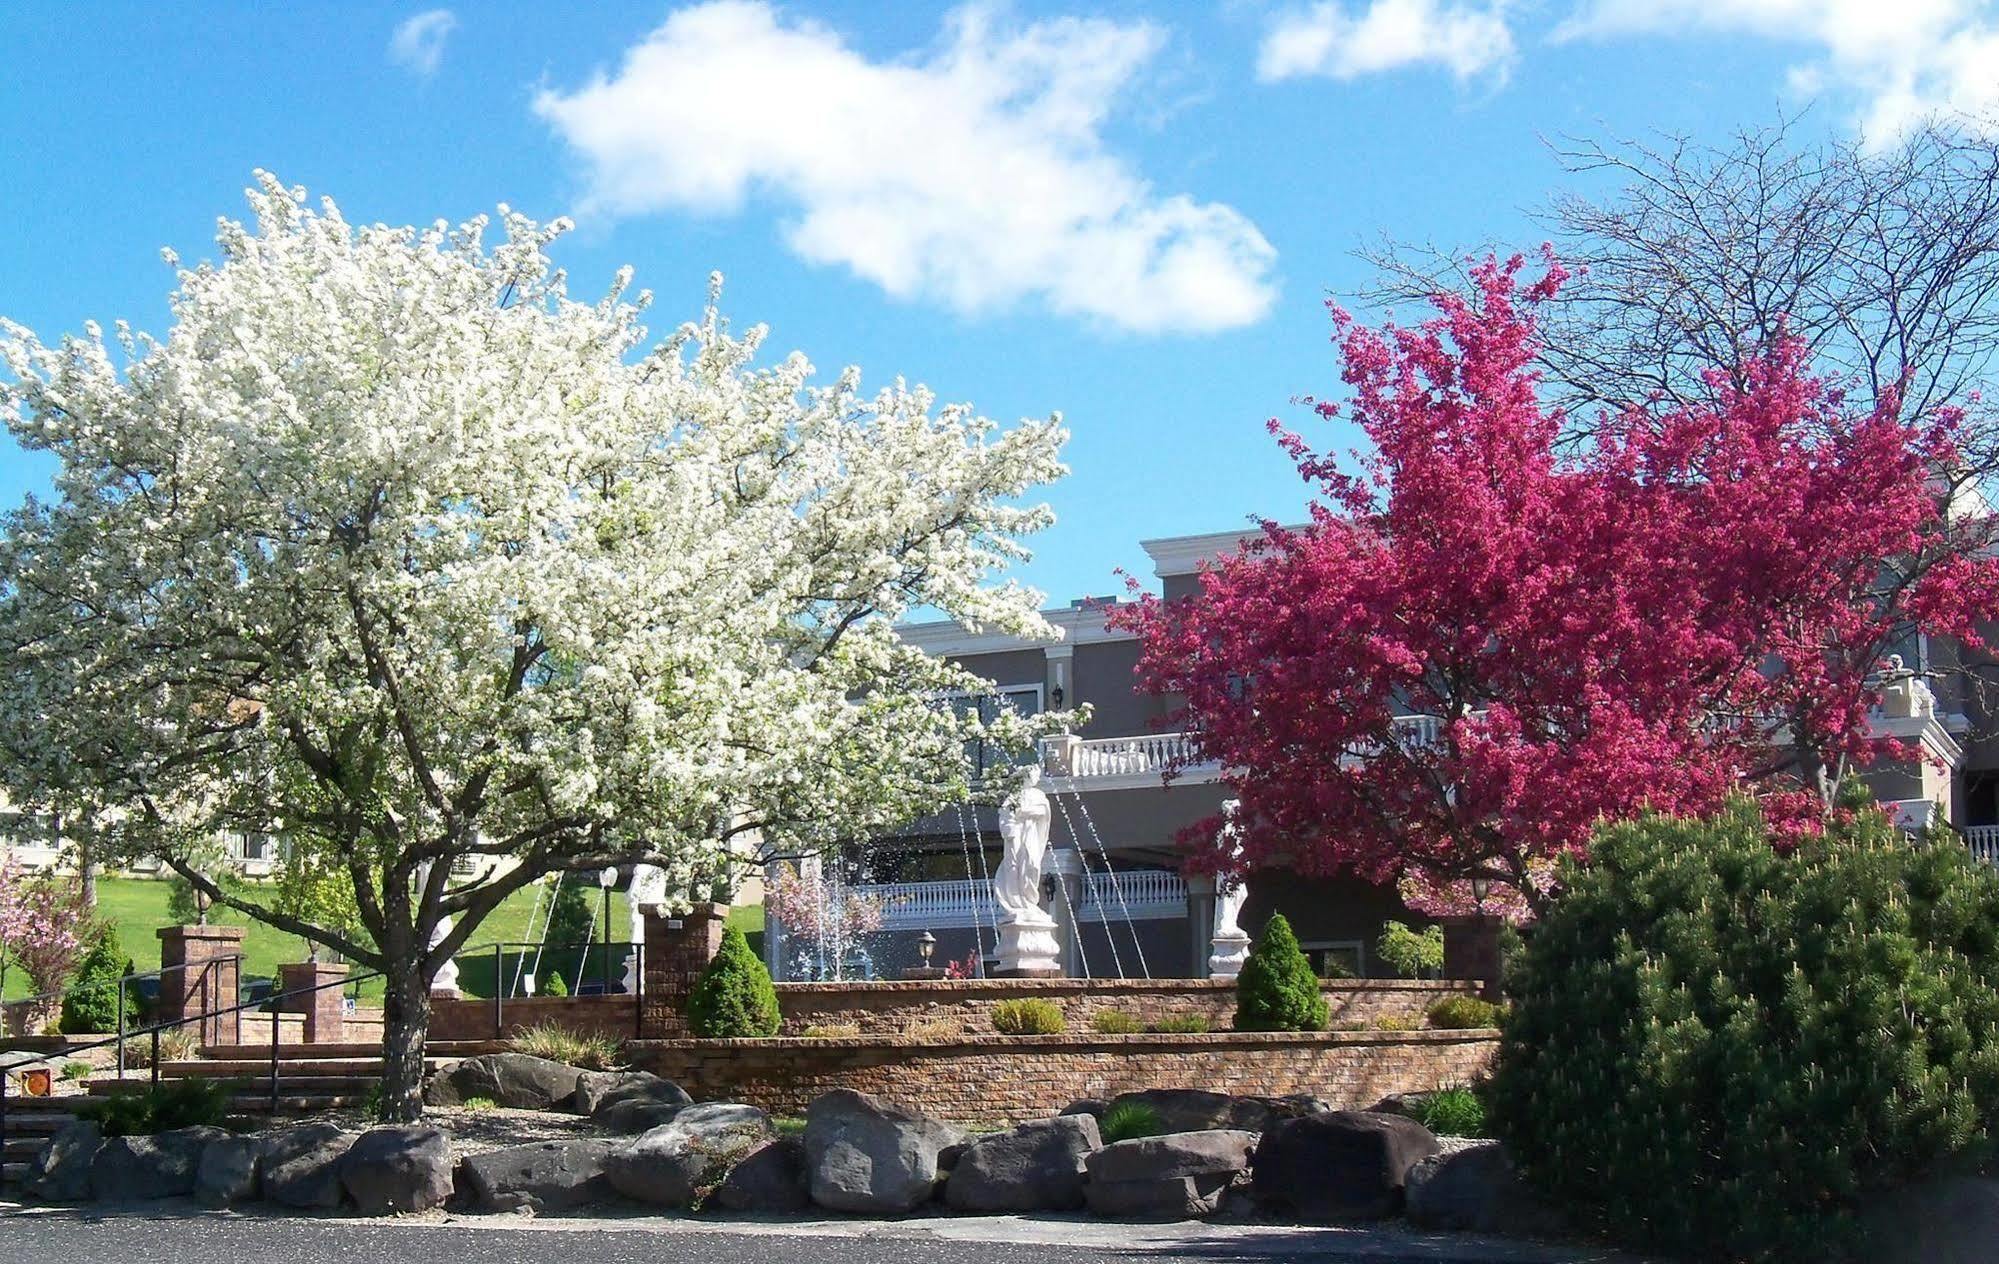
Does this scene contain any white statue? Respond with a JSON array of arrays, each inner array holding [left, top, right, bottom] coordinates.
[[994, 766, 1062, 976], [623, 862, 669, 993], [1208, 800, 1252, 981], [1877, 654, 1937, 720], [417, 860, 460, 996], [994, 765, 1054, 917]]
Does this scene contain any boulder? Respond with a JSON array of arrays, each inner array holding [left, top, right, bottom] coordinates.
[[196, 1133, 270, 1206], [1405, 1141, 1565, 1237], [945, 1116, 1101, 1213], [1059, 1098, 1108, 1121], [262, 1122, 356, 1209], [425, 1053, 583, 1110], [714, 1137, 812, 1214], [1251, 1110, 1439, 1222], [572, 1070, 687, 1117], [459, 1139, 620, 1214], [26, 1119, 102, 1202], [604, 1103, 775, 1208], [804, 1088, 967, 1214], [1083, 1130, 1256, 1220], [90, 1126, 228, 1201], [340, 1124, 455, 1216], [1861, 1174, 1999, 1264]]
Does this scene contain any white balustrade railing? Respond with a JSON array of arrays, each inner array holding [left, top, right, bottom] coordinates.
[[851, 869, 1190, 930], [1964, 826, 1999, 867], [1059, 732, 1209, 779]]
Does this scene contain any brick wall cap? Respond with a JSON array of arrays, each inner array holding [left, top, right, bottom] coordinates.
[[630, 1029, 1501, 1052], [768, 978, 1469, 997], [157, 924, 249, 943]]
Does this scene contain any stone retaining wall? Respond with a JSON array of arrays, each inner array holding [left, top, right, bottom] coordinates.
[[638, 977, 1471, 1039], [625, 1029, 1498, 1125], [428, 993, 641, 1042]]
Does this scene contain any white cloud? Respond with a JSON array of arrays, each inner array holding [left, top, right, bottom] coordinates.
[[533, 1, 1277, 335], [389, 9, 457, 78], [1258, 0, 1515, 83], [1558, 0, 1999, 138]]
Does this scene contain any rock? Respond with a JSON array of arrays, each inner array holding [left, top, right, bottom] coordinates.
[[1405, 1140, 1564, 1237], [1083, 1130, 1256, 1220], [588, 1072, 693, 1129], [1252, 1110, 1439, 1222], [570, 1069, 675, 1115], [340, 1124, 455, 1216], [1861, 1174, 1999, 1264], [714, 1137, 811, 1213], [89, 1126, 227, 1201], [425, 1053, 584, 1110], [196, 1133, 269, 1206], [26, 1119, 102, 1202], [262, 1122, 356, 1209], [460, 1139, 621, 1214], [603, 1103, 774, 1208], [945, 1115, 1100, 1213], [1104, 1088, 1324, 1136], [803, 1088, 967, 1214], [1060, 1098, 1108, 1120], [1366, 1091, 1433, 1119]]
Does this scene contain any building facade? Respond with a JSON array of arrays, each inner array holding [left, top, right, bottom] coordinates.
[[765, 527, 1994, 984]]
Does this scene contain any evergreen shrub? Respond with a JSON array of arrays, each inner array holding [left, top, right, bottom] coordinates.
[[1233, 914, 1329, 1031], [685, 925, 780, 1038], [1490, 803, 1999, 1261]]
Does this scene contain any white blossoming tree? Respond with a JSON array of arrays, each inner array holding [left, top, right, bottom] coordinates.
[[0, 174, 1067, 1118]]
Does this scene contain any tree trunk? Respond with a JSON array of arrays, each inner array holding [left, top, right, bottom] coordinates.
[[377, 959, 434, 1123]]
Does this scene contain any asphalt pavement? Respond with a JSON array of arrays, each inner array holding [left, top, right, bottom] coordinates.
[[0, 1202, 1640, 1264]]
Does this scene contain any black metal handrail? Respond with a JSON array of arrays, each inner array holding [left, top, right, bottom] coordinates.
[[1, 961, 384, 1187]]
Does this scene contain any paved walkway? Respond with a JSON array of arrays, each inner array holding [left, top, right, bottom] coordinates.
[[0, 1198, 1644, 1263]]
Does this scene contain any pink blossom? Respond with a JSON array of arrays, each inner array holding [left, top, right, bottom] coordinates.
[[1113, 254, 1999, 914]]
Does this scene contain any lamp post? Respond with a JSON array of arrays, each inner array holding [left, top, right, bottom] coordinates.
[[598, 867, 618, 995]]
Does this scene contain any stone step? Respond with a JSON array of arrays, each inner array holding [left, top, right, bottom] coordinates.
[[199, 1040, 505, 1060], [84, 1075, 379, 1097]]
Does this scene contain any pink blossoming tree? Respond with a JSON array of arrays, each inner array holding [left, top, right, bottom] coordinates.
[[1115, 254, 1999, 913]]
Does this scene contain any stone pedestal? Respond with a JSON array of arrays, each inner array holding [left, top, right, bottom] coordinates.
[[995, 909, 1063, 978], [1442, 915, 1504, 1000], [1207, 930, 1251, 981], [279, 961, 349, 1044], [157, 925, 246, 1048], [900, 966, 949, 981]]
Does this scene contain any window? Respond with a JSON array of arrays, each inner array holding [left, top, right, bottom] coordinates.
[[1299, 939, 1366, 979], [945, 685, 1043, 781]]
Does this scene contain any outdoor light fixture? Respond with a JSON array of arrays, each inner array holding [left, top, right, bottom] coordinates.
[[1468, 874, 1492, 907], [598, 867, 619, 995], [194, 887, 211, 927], [918, 930, 937, 965], [1051, 684, 1065, 706]]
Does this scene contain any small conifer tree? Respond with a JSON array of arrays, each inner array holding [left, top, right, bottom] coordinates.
[[686, 924, 780, 1038], [1233, 913, 1329, 1031]]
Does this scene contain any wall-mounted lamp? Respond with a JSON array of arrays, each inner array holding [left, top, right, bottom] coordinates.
[[1051, 685, 1065, 707]]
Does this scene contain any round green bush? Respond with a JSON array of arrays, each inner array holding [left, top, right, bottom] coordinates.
[[1233, 913, 1329, 1032], [1490, 803, 1999, 1261], [992, 997, 1065, 1034], [1425, 994, 1504, 1029], [686, 924, 780, 1038], [60, 924, 136, 1035]]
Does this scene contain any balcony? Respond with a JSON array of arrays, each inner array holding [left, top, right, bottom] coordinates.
[[1040, 714, 1450, 790], [1964, 826, 1999, 867], [849, 870, 1190, 931]]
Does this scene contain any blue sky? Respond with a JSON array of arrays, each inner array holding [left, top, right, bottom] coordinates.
[[3, 1, 1992, 604]]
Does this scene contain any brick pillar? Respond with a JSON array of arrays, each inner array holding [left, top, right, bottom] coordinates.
[[157, 925, 246, 1048], [640, 902, 728, 1037], [1442, 916, 1504, 1000], [279, 961, 350, 1044]]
